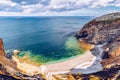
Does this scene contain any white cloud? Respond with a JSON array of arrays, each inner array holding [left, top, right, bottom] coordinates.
[[91, 0, 114, 8], [113, 0, 120, 6], [49, 0, 93, 10], [0, 0, 17, 7], [0, 0, 120, 16], [21, 3, 46, 13]]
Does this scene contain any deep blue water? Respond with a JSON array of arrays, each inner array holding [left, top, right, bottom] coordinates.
[[0, 16, 94, 63]]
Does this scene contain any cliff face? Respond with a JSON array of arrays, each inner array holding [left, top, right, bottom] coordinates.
[[0, 38, 5, 56], [75, 13, 120, 45], [0, 38, 46, 80], [75, 12, 120, 79], [75, 12, 120, 58]]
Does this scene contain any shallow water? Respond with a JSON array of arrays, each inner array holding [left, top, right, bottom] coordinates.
[[0, 16, 94, 63]]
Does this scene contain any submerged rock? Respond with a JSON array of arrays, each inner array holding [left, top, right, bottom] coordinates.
[[5, 51, 13, 59]]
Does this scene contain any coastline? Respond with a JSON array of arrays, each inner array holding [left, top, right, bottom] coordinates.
[[44, 52, 84, 65], [46, 51, 96, 74]]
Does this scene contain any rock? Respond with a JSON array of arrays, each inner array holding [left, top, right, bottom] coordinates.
[[101, 56, 120, 68], [0, 38, 5, 56], [5, 52, 13, 59], [75, 12, 120, 79], [0, 39, 46, 80], [13, 50, 20, 56], [72, 65, 120, 80], [0, 74, 16, 80], [105, 37, 120, 58], [0, 58, 46, 80], [95, 12, 120, 21], [76, 12, 120, 45], [78, 40, 95, 51], [75, 12, 120, 58]]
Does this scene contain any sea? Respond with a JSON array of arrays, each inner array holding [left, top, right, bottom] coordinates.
[[0, 16, 94, 64]]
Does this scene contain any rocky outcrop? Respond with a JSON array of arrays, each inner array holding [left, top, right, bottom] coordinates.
[[0, 38, 5, 56], [75, 13, 120, 45], [75, 12, 120, 57], [75, 12, 120, 79], [0, 38, 47, 80], [95, 12, 120, 21]]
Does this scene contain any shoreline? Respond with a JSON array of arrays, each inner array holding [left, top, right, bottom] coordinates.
[[46, 51, 96, 74], [45, 53, 84, 65]]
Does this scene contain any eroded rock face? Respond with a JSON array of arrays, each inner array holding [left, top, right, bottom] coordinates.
[[0, 38, 5, 56], [103, 36, 120, 58], [76, 14, 120, 45], [76, 12, 120, 56], [0, 39, 46, 80], [75, 12, 120, 79]]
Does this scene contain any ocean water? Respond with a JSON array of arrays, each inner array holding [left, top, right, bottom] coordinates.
[[0, 16, 94, 63]]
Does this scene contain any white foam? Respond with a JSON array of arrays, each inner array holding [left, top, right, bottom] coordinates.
[[75, 57, 96, 69]]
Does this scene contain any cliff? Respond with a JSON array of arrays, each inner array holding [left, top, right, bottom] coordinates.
[[0, 38, 47, 80], [75, 12, 120, 79]]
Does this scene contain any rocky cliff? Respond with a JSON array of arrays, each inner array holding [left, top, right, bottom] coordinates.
[[0, 38, 47, 80], [75, 12, 120, 79]]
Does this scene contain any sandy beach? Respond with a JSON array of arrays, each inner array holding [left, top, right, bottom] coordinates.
[[46, 51, 96, 74]]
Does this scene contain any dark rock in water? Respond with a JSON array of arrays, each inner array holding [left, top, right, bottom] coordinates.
[[5, 52, 14, 59]]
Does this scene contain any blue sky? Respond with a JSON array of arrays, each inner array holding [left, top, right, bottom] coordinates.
[[0, 0, 120, 16]]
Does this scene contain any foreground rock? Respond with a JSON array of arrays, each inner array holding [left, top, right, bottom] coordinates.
[[0, 38, 47, 80]]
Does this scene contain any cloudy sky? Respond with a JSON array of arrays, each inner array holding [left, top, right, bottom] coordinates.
[[0, 0, 120, 16]]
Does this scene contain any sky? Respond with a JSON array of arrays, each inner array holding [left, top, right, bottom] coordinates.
[[0, 0, 120, 16]]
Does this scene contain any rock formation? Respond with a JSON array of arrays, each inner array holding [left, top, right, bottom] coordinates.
[[0, 38, 5, 56], [0, 38, 47, 80], [75, 12, 120, 79]]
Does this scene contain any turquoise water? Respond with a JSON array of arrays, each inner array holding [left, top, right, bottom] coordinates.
[[0, 16, 94, 63]]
